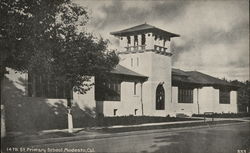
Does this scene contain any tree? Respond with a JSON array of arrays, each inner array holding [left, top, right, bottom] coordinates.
[[231, 80, 250, 113], [0, 0, 119, 93], [0, 0, 119, 135]]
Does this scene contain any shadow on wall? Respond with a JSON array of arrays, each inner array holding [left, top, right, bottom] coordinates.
[[2, 77, 96, 133]]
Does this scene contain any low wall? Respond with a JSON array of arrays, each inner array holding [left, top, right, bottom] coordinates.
[[2, 70, 96, 132]]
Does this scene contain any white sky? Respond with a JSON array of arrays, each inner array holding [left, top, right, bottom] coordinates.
[[73, 0, 249, 81]]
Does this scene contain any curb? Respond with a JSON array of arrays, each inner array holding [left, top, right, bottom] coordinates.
[[7, 120, 249, 146]]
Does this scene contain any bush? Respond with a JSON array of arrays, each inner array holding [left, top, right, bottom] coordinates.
[[96, 115, 198, 127], [192, 112, 250, 118]]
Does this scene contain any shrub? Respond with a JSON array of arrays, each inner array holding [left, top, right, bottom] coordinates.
[[96, 115, 199, 127], [192, 112, 250, 118]]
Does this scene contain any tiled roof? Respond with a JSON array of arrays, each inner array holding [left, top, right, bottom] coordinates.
[[111, 64, 147, 78], [110, 23, 180, 37], [186, 71, 232, 86], [172, 68, 236, 88], [110, 66, 235, 88], [172, 68, 189, 77]]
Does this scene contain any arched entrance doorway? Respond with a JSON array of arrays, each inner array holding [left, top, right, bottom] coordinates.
[[156, 84, 165, 110]]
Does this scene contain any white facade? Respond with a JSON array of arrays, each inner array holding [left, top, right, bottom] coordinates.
[[2, 68, 96, 113], [171, 87, 237, 116], [97, 82, 143, 116], [2, 24, 239, 119]]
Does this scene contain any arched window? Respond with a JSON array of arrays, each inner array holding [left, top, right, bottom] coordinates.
[[156, 84, 165, 110]]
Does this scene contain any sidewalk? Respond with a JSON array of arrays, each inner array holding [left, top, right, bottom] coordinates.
[[2, 117, 249, 147]]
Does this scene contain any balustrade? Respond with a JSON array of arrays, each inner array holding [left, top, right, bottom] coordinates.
[[125, 45, 146, 52]]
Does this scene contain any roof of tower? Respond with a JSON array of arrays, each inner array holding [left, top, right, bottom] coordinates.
[[110, 23, 180, 37]]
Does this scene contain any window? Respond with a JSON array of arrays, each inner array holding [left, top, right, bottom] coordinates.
[[178, 88, 193, 103], [135, 109, 138, 115], [219, 89, 230, 104], [156, 84, 165, 110], [134, 35, 138, 46], [163, 38, 166, 47], [95, 79, 121, 101], [134, 82, 137, 95], [127, 36, 131, 45], [114, 109, 118, 116], [154, 35, 158, 41], [131, 58, 133, 67], [141, 34, 146, 45], [28, 73, 73, 99]]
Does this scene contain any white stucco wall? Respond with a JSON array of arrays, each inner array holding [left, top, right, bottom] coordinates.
[[3, 69, 96, 112], [146, 33, 154, 50], [118, 33, 166, 52], [171, 86, 238, 116], [119, 51, 172, 117], [98, 82, 143, 116], [119, 36, 127, 52], [198, 87, 237, 114], [170, 87, 198, 116], [2, 69, 97, 131]]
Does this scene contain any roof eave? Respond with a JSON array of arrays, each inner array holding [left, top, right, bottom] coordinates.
[[110, 73, 148, 82], [110, 29, 180, 38]]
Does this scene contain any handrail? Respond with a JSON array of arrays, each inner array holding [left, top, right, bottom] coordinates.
[[125, 45, 146, 51], [154, 45, 168, 52]]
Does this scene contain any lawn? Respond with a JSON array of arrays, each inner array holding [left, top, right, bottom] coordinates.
[[96, 115, 200, 126]]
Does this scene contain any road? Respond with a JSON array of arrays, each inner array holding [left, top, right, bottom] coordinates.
[[23, 123, 250, 153]]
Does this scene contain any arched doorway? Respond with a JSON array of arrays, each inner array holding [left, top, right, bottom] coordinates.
[[156, 84, 165, 110]]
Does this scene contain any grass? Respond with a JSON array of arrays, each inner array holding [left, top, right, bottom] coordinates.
[[98, 120, 243, 133], [96, 115, 200, 126]]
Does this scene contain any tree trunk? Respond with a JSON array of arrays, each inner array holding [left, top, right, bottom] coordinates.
[[1, 75, 6, 138]]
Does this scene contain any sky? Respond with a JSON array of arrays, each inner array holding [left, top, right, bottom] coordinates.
[[74, 0, 249, 81]]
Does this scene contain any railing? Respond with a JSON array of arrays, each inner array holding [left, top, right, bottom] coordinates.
[[125, 45, 146, 52], [154, 45, 168, 52], [124, 45, 171, 55]]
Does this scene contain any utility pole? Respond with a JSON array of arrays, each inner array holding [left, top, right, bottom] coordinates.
[[1, 76, 6, 138], [140, 82, 144, 116], [67, 98, 73, 133]]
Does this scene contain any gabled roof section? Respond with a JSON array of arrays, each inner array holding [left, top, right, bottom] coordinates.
[[111, 64, 147, 79], [110, 23, 180, 37]]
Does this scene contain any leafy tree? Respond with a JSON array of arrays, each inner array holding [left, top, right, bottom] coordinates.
[[231, 80, 250, 112], [0, 0, 119, 94]]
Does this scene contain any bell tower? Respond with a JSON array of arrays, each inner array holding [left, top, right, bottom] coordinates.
[[111, 23, 180, 116]]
